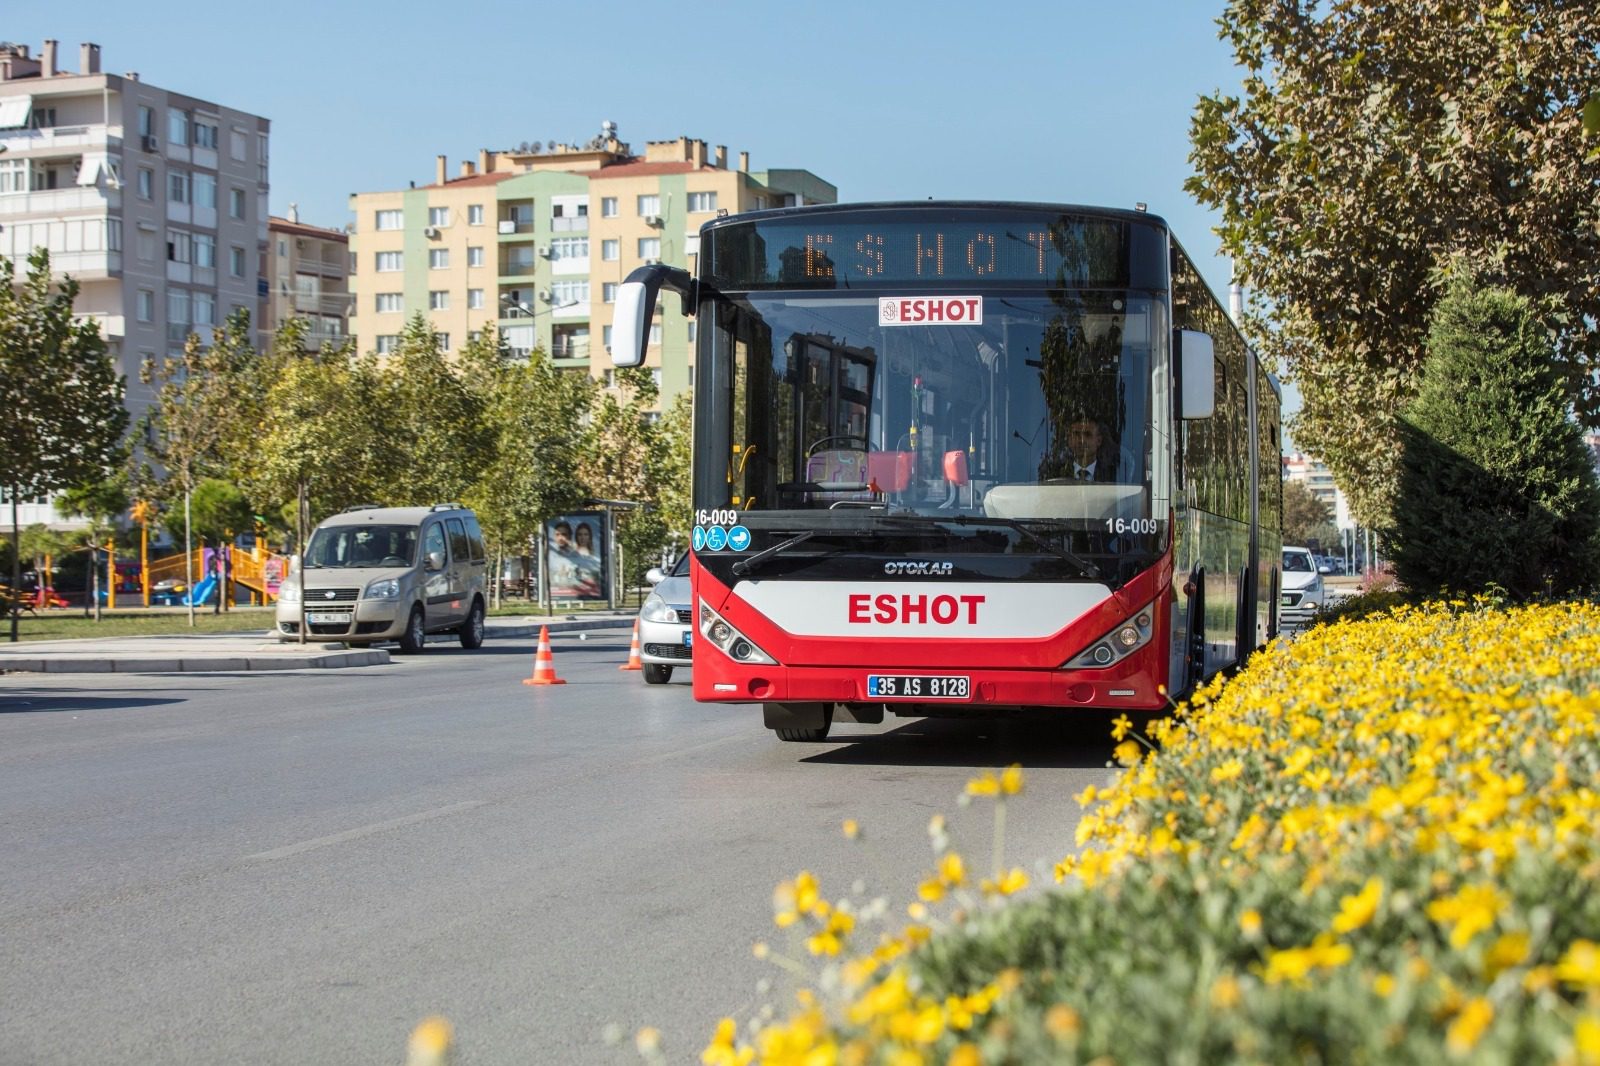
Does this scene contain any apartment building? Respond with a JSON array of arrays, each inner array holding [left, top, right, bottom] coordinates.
[[348, 124, 834, 402], [266, 206, 350, 352], [1282, 451, 1352, 529], [0, 40, 271, 414]]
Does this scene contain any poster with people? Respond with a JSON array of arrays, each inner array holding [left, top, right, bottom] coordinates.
[[545, 513, 606, 601]]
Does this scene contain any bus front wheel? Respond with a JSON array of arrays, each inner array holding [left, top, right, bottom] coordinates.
[[764, 702, 832, 743]]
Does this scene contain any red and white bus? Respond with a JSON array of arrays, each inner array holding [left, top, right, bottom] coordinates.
[[613, 202, 1281, 741]]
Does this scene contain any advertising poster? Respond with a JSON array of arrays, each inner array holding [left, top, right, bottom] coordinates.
[[545, 513, 606, 601]]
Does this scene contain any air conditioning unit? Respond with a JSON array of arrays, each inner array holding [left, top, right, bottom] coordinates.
[[538, 246, 554, 259], [497, 220, 516, 234], [423, 226, 441, 239], [140, 134, 159, 151], [643, 214, 663, 228], [538, 289, 553, 303], [644, 257, 661, 266]]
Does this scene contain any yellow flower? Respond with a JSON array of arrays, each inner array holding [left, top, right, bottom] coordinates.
[[1114, 739, 1142, 766], [1574, 1016, 1600, 1065], [1239, 909, 1263, 938], [1210, 974, 1241, 1009], [1486, 932, 1529, 978], [1557, 939, 1600, 988], [1427, 883, 1507, 949], [1373, 973, 1396, 997], [965, 771, 1000, 797], [1210, 759, 1244, 783], [1044, 1003, 1081, 1040], [1262, 934, 1352, 985], [701, 1018, 754, 1066], [842, 818, 860, 840], [1446, 997, 1493, 1055], [1331, 877, 1383, 934], [939, 852, 966, 887], [980, 867, 1029, 897], [635, 1027, 662, 1055], [947, 1043, 982, 1066], [1110, 713, 1134, 741], [999, 764, 1024, 795]]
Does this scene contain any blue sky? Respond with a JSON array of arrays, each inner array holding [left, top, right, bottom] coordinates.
[[13, 0, 1297, 414]]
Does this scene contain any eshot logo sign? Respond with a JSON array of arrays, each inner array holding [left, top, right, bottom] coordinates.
[[879, 296, 983, 327]]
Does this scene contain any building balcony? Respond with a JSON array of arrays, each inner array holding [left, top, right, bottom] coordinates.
[[292, 292, 353, 315], [0, 124, 120, 155], [39, 249, 121, 278], [499, 262, 539, 278], [550, 216, 588, 233], [550, 338, 590, 360], [497, 218, 536, 235], [0, 186, 120, 217]]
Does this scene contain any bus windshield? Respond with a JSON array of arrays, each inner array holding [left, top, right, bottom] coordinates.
[[699, 289, 1164, 560]]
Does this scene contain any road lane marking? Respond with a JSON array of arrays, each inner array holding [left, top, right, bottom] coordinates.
[[244, 800, 488, 861]]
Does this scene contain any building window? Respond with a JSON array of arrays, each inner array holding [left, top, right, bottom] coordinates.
[[468, 330, 482, 344], [229, 246, 246, 277], [167, 109, 189, 147], [637, 194, 660, 217], [136, 167, 153, 199], [375, 209, 403, 230], [601, 197, 618, 218], [229, 187, 246, 219], [166, 231, 192, 264], [687, 320, 697, 342], [434, 332, 450, 351], [0, 158, 26, 194], [467, 246, 484, 267], [468, 204, 484, 225], [637, 237, 661, 259], [195, 233, 215, 268], [429, 248, 449, 269], [168, 171, 191, 204], [230, 129, 246, 160], [548, 237, 587, 261], [428, 290, 450, 310], [603, 282, 618, 303], [601, 239, 619, 262], [428, 206, 450, 227], [649, 323, 662, 346], [136, 290, 155, 322], [687, 191, 716, 213], [467, 289, 484, 309], [602, 325, 613, 349], [375, 335, 400, 354], [194, 291, 216, 326], [136, 230, 156, 261], [684, 234, 701, 256], [194, 172, 217, 209], [551, 280, 589, 305], [375, 252, 403, 272], [138, 105, 154, 139], [375, 293, 403, 312], [167, 289, 191, 326], [193, 122, 219, 150], [277, 239, 287, 257]]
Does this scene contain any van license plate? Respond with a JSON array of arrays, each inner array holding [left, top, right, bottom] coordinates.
[[683, 631, 693, 647], [307, 612, 347, 625], [867, 675, 970, 700]]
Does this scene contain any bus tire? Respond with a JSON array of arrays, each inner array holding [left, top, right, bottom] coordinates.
[[764, 702, 832, 742]]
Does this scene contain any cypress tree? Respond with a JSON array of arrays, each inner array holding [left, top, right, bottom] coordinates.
[[1390, 285, 1600, 600]]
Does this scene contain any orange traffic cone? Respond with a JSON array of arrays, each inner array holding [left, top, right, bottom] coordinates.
[[619, 620, 643, 671], [522, 625, 567, 685]]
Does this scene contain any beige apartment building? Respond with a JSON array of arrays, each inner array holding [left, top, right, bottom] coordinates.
[[266, 206, 350, 351], [0, 40, 271, 414], [348, 124, 834, 402]]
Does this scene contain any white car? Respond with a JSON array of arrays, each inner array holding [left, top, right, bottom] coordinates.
[[1280, 546, 1324, 627], [637, 554, 692, 684]]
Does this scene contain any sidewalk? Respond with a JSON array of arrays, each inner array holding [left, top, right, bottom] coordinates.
[[0, 613, 636, 675]]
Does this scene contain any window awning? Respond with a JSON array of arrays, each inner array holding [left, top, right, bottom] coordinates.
[[0, 94, 32, 129], [76, 151, 108, 186]]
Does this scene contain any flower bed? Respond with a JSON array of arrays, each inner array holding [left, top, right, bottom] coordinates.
[[711, 602, 1600, 1064]]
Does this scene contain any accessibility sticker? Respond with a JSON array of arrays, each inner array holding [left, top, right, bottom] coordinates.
[[705, 526, 729, 551], [727, 525, 751, 552], [692, 526, 708, 551]]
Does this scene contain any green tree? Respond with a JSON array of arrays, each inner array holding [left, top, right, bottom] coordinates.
[[1282, 478, 1337, 549], [459, 330, 592, 603], [579, 367, 670, 603], [186, 478, 254, 545], [140, 312, 257, 625], [654, 392, 693, 551], [1188, 1, 1600, 525], [1389, 285, 1600, 600], [374, 316, 491, 505], [58, 476, 131, 621], [0, 249, 128, 640]]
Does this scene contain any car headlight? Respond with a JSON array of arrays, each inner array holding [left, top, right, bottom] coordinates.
[[640, 592, 679, 624], [364, 577, 401, 601], [278, 580, 300, 604]]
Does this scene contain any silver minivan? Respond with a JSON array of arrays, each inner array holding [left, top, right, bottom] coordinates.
[[275, 504, 488, 653]]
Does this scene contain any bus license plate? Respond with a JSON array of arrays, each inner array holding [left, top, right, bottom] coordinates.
[[867, 674, 970, 700]]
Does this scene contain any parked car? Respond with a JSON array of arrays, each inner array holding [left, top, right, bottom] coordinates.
[[637, 553, 692, 684], [1281, 546, 1325, 627], [275, 504, 488, 653]]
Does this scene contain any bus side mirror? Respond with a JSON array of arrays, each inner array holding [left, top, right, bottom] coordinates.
[[1177, 329, 1215, 419], [611, 263, 694, 368]]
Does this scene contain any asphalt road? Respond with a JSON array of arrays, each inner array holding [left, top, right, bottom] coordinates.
[[0, 634, 1125, 1064]]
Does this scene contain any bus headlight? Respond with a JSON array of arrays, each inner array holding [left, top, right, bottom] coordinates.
[[1064, 604, 1154, 670], [698, 601, 778, 665]]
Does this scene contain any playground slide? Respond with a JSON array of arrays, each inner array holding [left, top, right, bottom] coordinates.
[[181, 574, 219, 607]]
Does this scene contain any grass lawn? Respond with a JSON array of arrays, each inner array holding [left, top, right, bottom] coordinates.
[[3, 609, 274, 643]]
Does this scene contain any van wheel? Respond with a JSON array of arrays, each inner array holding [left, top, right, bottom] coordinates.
[[397, 606, 426, 654], [642, 663, 672, 684], [459, 600, 485, 649]]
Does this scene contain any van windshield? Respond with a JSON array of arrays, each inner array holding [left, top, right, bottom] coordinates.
[[305, 525, 419, 568]]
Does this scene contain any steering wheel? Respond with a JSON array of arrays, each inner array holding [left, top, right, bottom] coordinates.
[[380, 555, 409, 567], [807, 435, 872, 455]]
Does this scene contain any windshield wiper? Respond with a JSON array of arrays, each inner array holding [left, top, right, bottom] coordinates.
[[729, 528, 880, 577], [876, 514, 1102, 580]]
